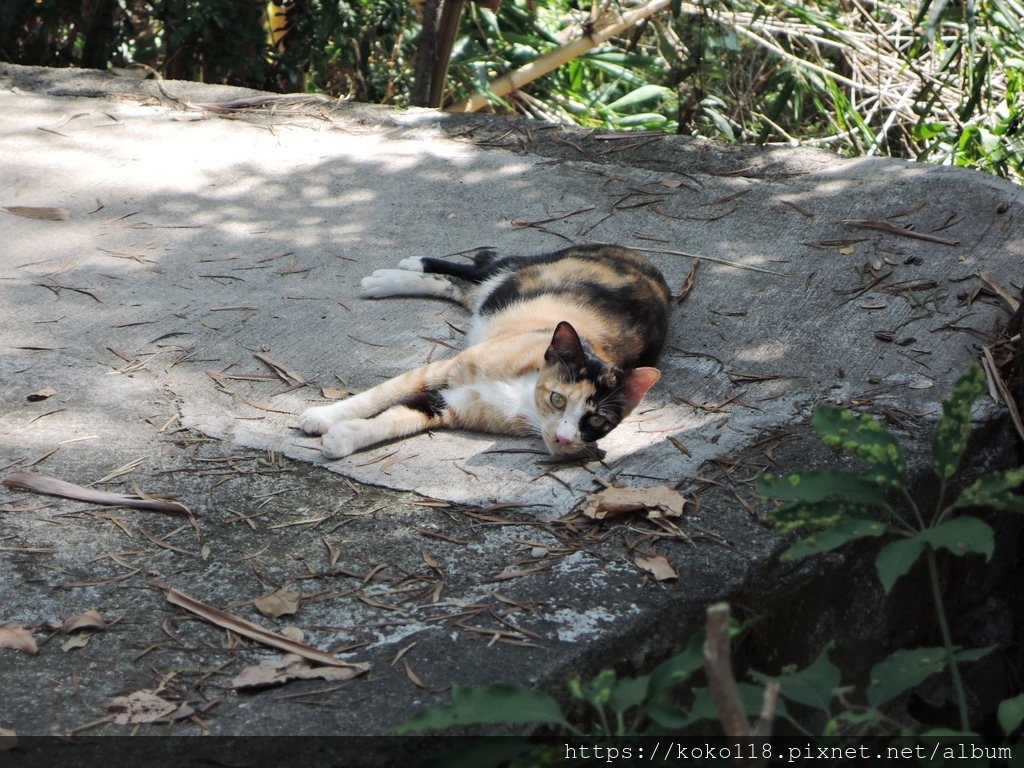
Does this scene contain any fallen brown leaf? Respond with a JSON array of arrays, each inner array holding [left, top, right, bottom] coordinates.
[[165, 588, 369, 673], [59, 609, 106, 634], [254, 585, 301, 619], [635, 554, 679, 582], [107, 690, 194, 724], [232, 653, 363, 690], [61, 633, 94, 652], [0, 622, 38, 655], [2, 471, 191, 515], [581, 485, 686, 520]]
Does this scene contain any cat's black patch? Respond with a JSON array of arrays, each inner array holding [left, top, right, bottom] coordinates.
[[403, 389, 446, 418]]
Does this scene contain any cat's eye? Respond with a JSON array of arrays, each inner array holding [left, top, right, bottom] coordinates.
[[549, 392, 567, 409], [587, 415, 607, 428]]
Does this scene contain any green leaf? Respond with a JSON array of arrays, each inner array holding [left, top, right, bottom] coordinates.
[[605, 85, 674, 111], [751, 645, 840, 713], [781, 511, 890, 563], [867, 647, 951, 708], [608, 675, 650, 715], [875, 537, 926, 593], [952, 466, 1024, 513], [875, 518, 994, 592], [645, 699, 689, 729], [768, 499, 853, 532], [394, 683, 568, 733], [998, 693, 1024, 737], [813, 407, 907, 487], [685, 683, 786, 727], [922, 516, 995, 560], [757, 470, 887, 506], [867, 646, 994, 709], [932, 364, 987, 481], [646, 629, 705, 698]]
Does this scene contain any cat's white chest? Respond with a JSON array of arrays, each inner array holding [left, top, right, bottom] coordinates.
[[444, 375, 537, 425]]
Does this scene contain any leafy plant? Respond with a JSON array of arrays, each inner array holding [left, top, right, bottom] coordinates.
[[758, 363, 1024, 732]]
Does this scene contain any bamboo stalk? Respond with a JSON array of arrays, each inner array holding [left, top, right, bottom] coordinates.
[[445, 0, 672, 113]]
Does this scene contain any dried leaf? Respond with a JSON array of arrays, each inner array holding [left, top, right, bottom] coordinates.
[[635, 554, 679, 581], [254, 585, 302, 618], [0, 622, 38, 655], [231, 653, 363, 690], [281, 626, 305, 642], [60, 609, 106, 634], [908, 378, 935, 389], [107, 690, 194, 724], [675, 259, 699, 304], [322, 386, 357, 400], [61, 633, 93, 652], [582, 485, 686, 520], [842, 219, 960, 246], [27, 387, 58, 402], [4, 206, 71, 221], [2, 471, 191, 515], [165, 588, 369, 672]]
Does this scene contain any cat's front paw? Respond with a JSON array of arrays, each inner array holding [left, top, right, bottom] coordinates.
[[298, 405, 336, 436], [321, 421, 367, 459]]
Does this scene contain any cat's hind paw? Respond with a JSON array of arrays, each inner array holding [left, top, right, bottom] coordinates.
[[398, 257, 424, 272], [297, 405, 336, 436], [360, 269, 459, 300]]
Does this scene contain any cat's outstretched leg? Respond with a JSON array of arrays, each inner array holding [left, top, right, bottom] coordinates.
[[320, 405, 440, 459], [360, 269, 463, 301], [298, 358, 457, 437]]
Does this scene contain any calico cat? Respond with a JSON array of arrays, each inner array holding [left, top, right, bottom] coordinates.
[[297, 244, 672, 459]]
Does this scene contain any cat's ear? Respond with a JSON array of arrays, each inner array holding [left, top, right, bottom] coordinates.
[[544, 321, 585, 371], [619, 367, 661, 415]]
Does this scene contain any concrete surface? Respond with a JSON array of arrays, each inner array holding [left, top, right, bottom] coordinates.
[[0, 62, 1021, 753]]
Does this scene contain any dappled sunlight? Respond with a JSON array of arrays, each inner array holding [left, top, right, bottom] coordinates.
[[2, 80, 1020, 510]]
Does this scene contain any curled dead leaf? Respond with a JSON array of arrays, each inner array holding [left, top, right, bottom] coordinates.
[[60, 609, 106, 634], [582, 485, 686, 521], [61, 633, 94, 653], [253, 585, 301, 619], [0, 622, 38, 655], [107, 690, 194, 724], [635, 554, 679, 582], [231, 653, 365, 690]]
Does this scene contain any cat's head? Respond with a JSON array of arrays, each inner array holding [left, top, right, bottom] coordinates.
[[535, 321, 660, 455]]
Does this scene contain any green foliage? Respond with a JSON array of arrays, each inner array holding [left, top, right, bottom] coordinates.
[[758, 362, 1023, 735], [932, 364, 987, 482], [866, 646, 996, 709], [750, 645, 840, 713], [6, 0, 1022, 179], [874, 516, 994, 593]]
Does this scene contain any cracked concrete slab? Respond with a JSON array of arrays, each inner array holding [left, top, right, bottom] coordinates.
[[0, 63, 1021, 752]]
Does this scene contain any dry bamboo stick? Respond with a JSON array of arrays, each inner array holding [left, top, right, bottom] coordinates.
[[446, 0, 672, 113]]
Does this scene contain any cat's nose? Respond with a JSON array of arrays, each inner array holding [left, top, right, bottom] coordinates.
[[556, 434, 574, 446]]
